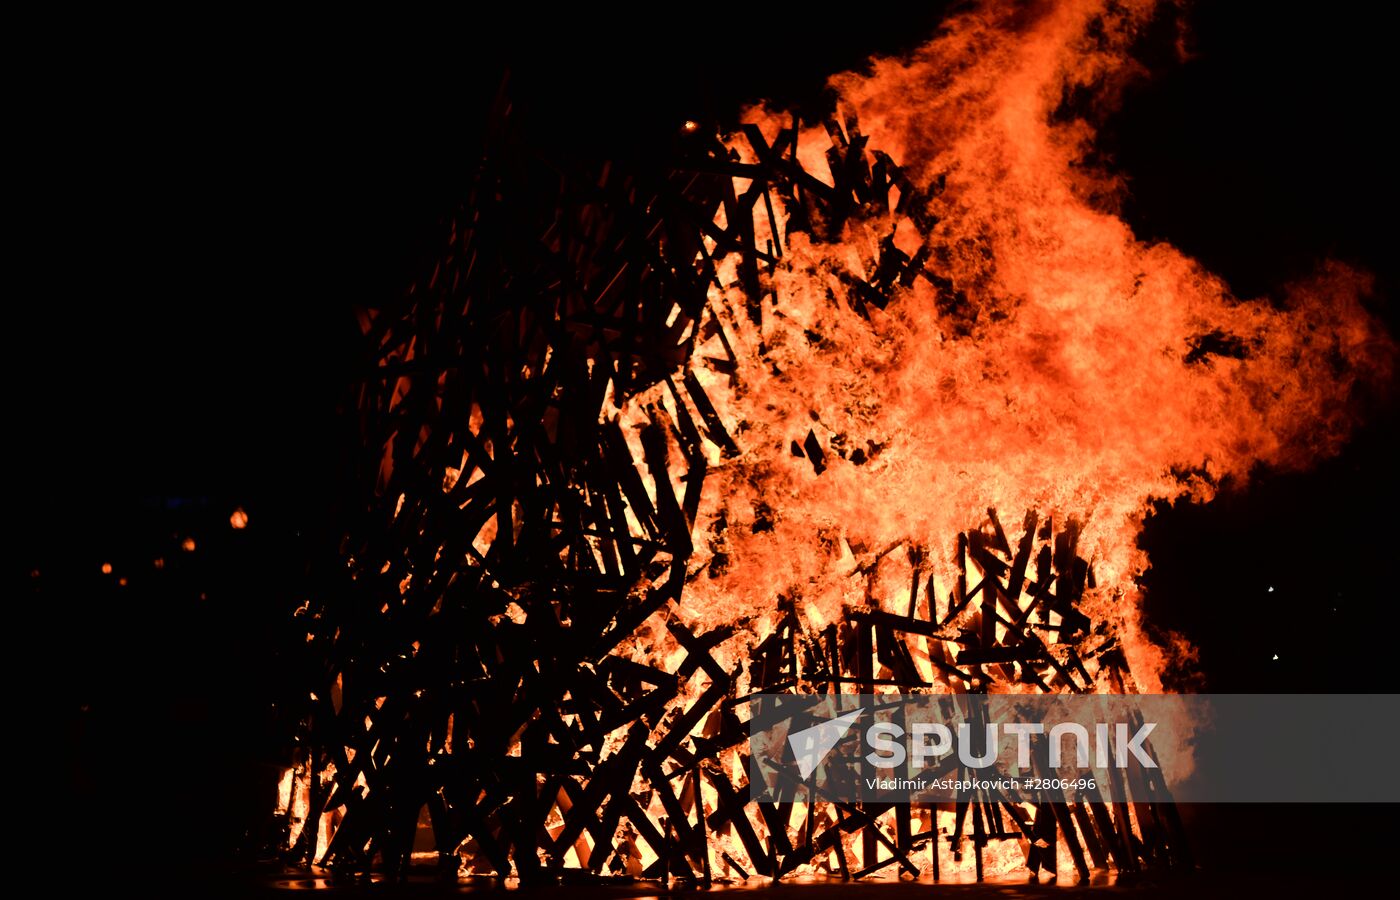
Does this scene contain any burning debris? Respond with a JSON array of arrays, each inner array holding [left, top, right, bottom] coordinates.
[[278, 0, 1391, 885]]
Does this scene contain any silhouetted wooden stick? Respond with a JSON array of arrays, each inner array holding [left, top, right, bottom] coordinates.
[[1070, 801, 1109, 869]]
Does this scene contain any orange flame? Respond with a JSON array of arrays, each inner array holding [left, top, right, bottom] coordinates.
[[291, 0, 1394, 878], [632, 0, 1391, 691]]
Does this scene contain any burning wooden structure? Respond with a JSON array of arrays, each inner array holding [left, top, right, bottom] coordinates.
[[276, 84, 1199, 884], [277, 0, 1392, 883]]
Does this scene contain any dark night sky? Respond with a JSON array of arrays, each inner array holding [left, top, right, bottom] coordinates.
[[25, 1, 1397, 878], [19, 4, 1395, 511], [19, 4, 1397, 506]]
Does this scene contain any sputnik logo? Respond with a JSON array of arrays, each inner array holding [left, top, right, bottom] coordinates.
[[788, 709, 862, 779]]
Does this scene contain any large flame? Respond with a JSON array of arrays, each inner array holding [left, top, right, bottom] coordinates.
[[285, 0, 1394, 880], [625, 0, 1391, 692]]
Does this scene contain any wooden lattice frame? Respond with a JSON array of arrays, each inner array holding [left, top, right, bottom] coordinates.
[[287, 94, 1190, 884]]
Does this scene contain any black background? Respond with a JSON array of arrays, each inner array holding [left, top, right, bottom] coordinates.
[[26, 2, 1396, 882]]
